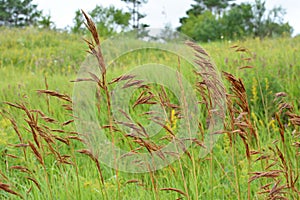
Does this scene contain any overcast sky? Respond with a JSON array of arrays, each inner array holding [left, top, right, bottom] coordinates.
[[32, 0, 300, 36]]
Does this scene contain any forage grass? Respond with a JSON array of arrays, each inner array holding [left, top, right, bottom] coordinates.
[[0, 14, 299, 199]]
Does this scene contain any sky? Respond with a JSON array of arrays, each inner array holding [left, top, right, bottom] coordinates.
[[32, 0, 300, 36]]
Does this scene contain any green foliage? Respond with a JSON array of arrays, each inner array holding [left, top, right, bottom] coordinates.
[[179, 0, 293, 42], [38, 14, 55, 30], [180, 11, 222, 42], [72, 6, 131, 37], [254, 1, 292, 38], [221, 3, 254, 39], [0, 0, 41, 27], [184, 0, 233, 16], [202, 0, 233, 15], [72, 10, 84, 34], [121, 0, 148, 29], [0, 27, 85, 75]]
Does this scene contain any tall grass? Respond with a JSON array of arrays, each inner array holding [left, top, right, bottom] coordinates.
[[0, 15, 299, 199]]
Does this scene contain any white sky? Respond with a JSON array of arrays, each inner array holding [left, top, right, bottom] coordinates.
[[32, 0, 300, 36]]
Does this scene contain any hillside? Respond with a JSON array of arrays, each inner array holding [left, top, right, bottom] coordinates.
[[0, 27, 299, 199]]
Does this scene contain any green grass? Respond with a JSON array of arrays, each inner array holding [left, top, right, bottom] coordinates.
[[0, 27, 299, 199]]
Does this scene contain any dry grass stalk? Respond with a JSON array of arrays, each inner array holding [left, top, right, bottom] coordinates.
[[5, 154, 18, 159], [133, 91, 155, 109], [10, 166, 31, 174], [0, 182, 23, 198], [7, 118, 23, 144], [26, 177, 41, 191], [273, 93, 300, 195], [37, 90, 72, 103], [249, 170, 283, 182], [28, 141, 44, 165], [109, 74, 136, 85], [286, 112, 300, 126], [275, 113, 285, 143], [62, 119, 74, 126], [160, 187, 187, 196], [0, 111, 28, 159], [77, 149, 104, 185], [222, 71, 261, 173], [80, 12, 115, 194], [187, 41, 226, 118], [257, 180, 289, 199], [81, 10, 106, 74], [223, 72, 258, 142], [186, 41, 227, 200], [0, 170, 7, 181]]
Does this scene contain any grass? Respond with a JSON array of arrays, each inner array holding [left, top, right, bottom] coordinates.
[[0, 14, 299, 200]]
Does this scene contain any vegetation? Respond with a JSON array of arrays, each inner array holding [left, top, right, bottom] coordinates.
[[72, 6, 131, 37], [0, 11, 299, 200], [0, 0, 293, 42], [120, 0, 148, 29], [179, 0, 293, 42], [0, 0, 43, 27]]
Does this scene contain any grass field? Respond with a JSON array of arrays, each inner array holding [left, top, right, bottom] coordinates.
[[0, 25, 299, 200]]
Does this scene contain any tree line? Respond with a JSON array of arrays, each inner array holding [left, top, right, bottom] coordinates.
[[179, 0, 292, 42], [0, 0, 293, 42]]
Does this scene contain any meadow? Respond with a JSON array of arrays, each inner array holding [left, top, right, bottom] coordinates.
[[0, 19, 299, 200]]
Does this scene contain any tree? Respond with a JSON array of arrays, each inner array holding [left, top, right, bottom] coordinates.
[[179, 0, 233, 32], [252, 0, 266, 37], [38, 14, 55, 29], [180, 11, 222, 42], [221, 3, 254, 39], [159, 23, 180, 42], [203, 0, 234, 15], [263, 7, 292, 37], [252, 0, 292, 38], [72, 6, 131, 37], [178, 0, 293, 42], [183, 0, 234, 17], [72, 10, 84, 33], [179, 2, 205, 26], [0, 0, 41, 27], [121, 0, 148, 29]]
